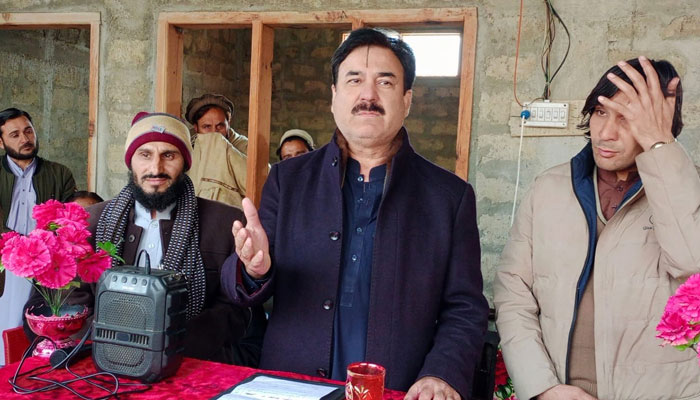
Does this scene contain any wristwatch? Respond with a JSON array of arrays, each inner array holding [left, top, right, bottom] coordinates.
[[651, 138, 677, 150]]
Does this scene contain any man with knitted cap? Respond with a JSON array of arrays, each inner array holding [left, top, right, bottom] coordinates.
[[185, 93, 248, 208], [52, 112, 264, 365]]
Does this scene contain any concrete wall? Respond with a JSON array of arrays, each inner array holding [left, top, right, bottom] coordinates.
[[3, 0, 700, 302], [0, 28, 90, 190]]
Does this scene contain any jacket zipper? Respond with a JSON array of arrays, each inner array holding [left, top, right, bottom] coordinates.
[[565, 161, 594, 385], [564, 169, 644, 385]]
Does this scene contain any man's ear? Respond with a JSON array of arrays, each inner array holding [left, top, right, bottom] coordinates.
[[403, 89, 413, 118], [331, 84, 337, 113]]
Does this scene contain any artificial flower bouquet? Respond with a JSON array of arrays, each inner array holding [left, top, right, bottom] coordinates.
[[494, 347, 518, 400], [656, 274, 700, 364], [0, 199, 120, 316]]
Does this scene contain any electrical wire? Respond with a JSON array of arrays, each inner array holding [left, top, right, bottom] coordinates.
[[7, 323, 151, 399], [541, 0, 571, 99], [513, 0, 571, 104], [513, 0, 525, 107], [511, 111, 529, 226]]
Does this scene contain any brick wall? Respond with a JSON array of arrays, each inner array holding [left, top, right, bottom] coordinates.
[[0, 29, 90, 190]]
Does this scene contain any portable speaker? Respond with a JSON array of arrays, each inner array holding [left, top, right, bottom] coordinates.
[[92, 265, 188, 382]]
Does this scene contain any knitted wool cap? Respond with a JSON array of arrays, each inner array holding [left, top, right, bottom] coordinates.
[[124, 112, 194, 170]]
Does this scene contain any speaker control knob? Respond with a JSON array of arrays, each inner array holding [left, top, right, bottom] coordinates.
[[121, 277, 127, 283]]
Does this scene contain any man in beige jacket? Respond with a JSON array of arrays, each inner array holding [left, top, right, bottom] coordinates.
[[495, 57, 700, 400], [185, 94, 247, 208]]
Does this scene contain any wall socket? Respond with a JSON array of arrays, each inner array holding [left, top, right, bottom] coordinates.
[[509, 100, 585, 137], [523, 101, 568, 128]]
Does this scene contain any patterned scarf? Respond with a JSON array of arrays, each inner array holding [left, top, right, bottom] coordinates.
[[95, 175, 205, 320]]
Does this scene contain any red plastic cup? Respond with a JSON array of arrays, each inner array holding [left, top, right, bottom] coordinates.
[[345, 362, 386, 400]]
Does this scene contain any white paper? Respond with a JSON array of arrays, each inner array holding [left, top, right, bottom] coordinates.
[[218, 375, 339, 400]]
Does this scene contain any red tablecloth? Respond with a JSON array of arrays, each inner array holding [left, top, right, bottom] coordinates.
[[0, 357, 405, 399]]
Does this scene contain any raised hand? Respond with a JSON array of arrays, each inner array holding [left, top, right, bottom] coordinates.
[[597, 56, 679, 151], [232, 197, 271, 279]]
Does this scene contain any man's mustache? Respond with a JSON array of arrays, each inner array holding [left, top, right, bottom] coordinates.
[[352, 102, 385, 115], [20, 144, 34, 150], [141, 173, 172, 180]]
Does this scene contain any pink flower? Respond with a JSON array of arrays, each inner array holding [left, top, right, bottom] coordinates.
[[0, 231, 20, 253], [53, 217, 88, 232], [656, 307, 700, 346], [77, 250, 112, 283], [1, 235, 52, 278], [28, 229, 59, 252], [58, 202, 90, 229], [36, 251, 77, 289], [56, 225, 92, 257], [32, 199, 64, 229]]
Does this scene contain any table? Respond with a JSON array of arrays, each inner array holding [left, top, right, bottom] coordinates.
[[0, 357, 406, 399]]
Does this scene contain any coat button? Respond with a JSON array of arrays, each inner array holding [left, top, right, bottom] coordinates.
[[128, 234, 136, 243], [322, 299, 334, 310], [329, 231, 340, 241], [317, 368, 328, 377], [331, 156, 338, 167]]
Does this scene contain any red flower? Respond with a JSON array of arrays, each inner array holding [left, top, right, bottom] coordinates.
[[77, 250, 112, 283], [495, 349, 509, 387]]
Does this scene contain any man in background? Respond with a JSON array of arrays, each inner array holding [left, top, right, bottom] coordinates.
[[186, 93, 247, 153], [67, 190, 104, 208], [276, 129, 315, 161], [0, 107, 76, 366], [184, 94, 247, 208]]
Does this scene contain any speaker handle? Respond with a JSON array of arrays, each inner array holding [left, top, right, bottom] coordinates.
[[136, 250, 152, 275]]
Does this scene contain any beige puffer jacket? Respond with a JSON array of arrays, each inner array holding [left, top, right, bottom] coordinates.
[[494, 142, 700, 400]]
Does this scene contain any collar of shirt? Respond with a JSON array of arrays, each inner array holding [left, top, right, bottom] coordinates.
[[346, 157, 387, 182], [133, 201, 176, 268], [6, 156, 36, 178], [595, 167, 640, 222], [133, 200, 176, 225]]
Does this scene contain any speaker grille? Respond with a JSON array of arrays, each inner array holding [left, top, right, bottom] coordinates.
[[98, 292, 155, 330], [97, 343, 149, 375]]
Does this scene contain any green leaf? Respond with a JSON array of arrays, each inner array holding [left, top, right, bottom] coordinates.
[[97, 240, 125, 263], [97, 241, 117, 254], [0, 264, 4, 273], [47, 222, 60, 231], [60, 281, 82, 290]]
